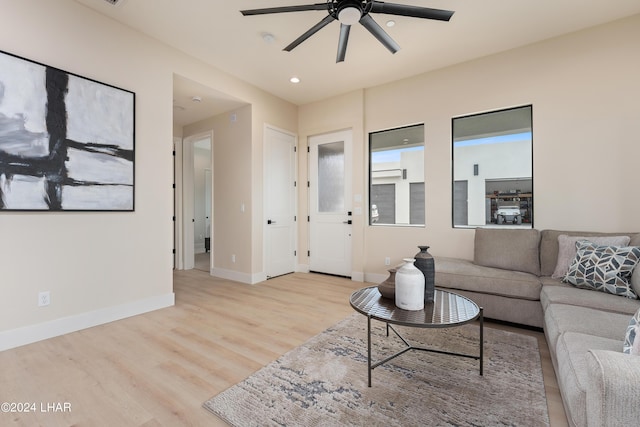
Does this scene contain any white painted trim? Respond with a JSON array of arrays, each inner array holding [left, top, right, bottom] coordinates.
[[350, 271, 365, 282], [0, 293, 175, 352], [174, 137, 184, 270], [182, 131, 214, 271], [211, 267, 266, 285], [297, 263, 310, 273]]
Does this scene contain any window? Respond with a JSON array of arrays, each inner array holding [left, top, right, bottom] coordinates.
[[452, 105, 533, 228], [369, 124, 425, 226]]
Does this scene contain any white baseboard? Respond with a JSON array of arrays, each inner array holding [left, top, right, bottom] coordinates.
[[211, 267, 265, 284], [351, 271, 365, 282], [0, 293, 175, 352]]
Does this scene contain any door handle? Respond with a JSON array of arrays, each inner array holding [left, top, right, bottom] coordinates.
[[268, 219, 276, 225]]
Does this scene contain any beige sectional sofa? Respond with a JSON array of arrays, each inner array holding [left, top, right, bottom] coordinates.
[[434, 228, 640, 427]]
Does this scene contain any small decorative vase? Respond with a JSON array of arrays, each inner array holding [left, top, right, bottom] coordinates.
[[414, 245, 435, 303], [377, 268, 396, 299], [395, 258, 425, 311]]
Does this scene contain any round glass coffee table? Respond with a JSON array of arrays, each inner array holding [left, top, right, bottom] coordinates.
[[350, 286, 483, 387]]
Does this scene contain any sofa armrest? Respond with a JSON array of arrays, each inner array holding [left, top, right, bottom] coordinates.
[[585, 349, 640, 427]]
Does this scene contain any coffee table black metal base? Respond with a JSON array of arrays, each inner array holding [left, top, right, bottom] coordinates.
[[351, 287, 483, 387]]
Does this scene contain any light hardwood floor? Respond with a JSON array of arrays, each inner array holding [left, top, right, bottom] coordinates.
[[0, 270, 568, 426]]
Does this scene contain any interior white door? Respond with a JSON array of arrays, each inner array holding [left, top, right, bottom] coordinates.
[[265, 127, 297, 278], [309, 130, 352, 277]]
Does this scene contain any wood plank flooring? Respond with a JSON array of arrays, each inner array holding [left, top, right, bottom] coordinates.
[[0, 270, 567, 426]]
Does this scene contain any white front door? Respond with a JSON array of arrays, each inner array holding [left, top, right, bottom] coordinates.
[[264, 127, 297, 278], [309, 130, 352, 277]]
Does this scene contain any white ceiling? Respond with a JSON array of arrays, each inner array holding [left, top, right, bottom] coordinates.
[[74, 0, 640, 127]]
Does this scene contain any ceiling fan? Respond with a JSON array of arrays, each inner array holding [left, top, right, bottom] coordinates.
[[241, 0, 455, 63]]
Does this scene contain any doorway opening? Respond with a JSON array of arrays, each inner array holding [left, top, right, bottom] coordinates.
[[180, 132, 212, 271]]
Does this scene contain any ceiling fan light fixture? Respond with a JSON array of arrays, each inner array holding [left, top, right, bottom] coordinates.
[[337, 7, 361, 25]]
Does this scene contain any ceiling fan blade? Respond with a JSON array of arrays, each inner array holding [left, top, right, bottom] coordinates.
[[241, 3, 328, 16], [370, 1, 454, 21], [284, 15, 336, 52], [336, 23, 351, 63], [359, 14, 400, 54]]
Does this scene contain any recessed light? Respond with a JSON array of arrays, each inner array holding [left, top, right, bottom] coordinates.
[[290, 76, 300, 84], [262, 32, 275, 44], [386, 20, 395, 27]]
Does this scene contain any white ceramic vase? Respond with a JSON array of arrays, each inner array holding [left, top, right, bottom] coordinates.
[[395, 258, 425, 311]]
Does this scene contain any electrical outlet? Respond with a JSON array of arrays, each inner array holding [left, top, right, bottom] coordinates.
[[385, 257, 391, 266], [38, 291, 50, 307]]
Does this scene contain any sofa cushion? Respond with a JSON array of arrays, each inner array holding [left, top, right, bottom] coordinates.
[[543, 304, 631, 356], [563, 241, 640, 299], [540, 284, 640, 315], [539, 230, 640, 277], [555, 332, 622, 427], [551, 234, 631, 279], [473, 228, 541, 275], [435, 256, 541, 300], [584, 349, 640, 427], [623, 307, 640, 355]]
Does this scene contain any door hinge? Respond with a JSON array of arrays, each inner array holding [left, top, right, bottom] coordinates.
[[307, 146, 310, 153], [294, 181, 297, 187], [172, 150, 176, 156], [172, 183, 175, 189], [172, 216, 176, 221], [294, 216, 297, 221], [307, 181, 310, 188], [294, 146, 297, 152], [307, 216, 310, 222], [172, 249, 176, 254], [307, 250, 310, 257], [294, 250, 297, 256]]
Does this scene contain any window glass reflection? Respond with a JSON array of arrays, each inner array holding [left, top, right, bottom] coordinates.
[[452, 106, 533, 228], [370, 124, 425, 226]]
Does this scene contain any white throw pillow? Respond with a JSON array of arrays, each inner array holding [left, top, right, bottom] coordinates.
[[552, 235, 631, 279]]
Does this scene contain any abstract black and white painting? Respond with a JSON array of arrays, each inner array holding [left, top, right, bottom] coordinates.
[[0, 50, 134, 211]]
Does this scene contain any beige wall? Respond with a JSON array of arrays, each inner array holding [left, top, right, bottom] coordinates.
[[2, 0, 638, 348], [299, 14, 640, 279], [184, 105, 254, 276], [182, 102, 298, 283], [0, 0, 296, 348], [0, 1, 172, 341]]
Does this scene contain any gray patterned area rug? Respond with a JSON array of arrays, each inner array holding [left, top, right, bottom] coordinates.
[[203, 314, 549, 426]]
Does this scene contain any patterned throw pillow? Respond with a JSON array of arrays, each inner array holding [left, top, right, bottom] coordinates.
[[563, 241, 640, 299], [623, 308, 640, 355], [551, 235, 631, 279]]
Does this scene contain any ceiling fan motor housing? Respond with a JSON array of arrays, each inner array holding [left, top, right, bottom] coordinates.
[[334, 0, 367, 24], [241, 1, 454, 62]]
